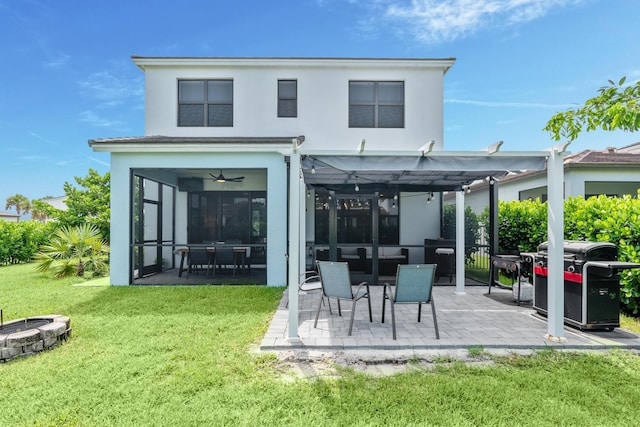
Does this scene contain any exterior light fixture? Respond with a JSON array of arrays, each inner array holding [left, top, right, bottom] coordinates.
[[358, 139, 366, 153]]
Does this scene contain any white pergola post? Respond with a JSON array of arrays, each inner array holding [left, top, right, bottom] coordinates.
[[299, 179, 307, 276], [455, 190, 466, 294], [546, 143, 569, 342], [287, 144, 301, 343]]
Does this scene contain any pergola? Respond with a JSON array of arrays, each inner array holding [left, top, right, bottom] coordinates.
[[287, 140, 571, 343]]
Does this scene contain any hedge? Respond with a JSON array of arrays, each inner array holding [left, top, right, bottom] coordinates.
[[498, 196, 640, 314], [0, 221, 56, 265]]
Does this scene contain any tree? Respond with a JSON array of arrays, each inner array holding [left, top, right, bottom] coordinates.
[[442, 204, 481, 263], [544, 77, 640, 141], [5, 193, 31, 216], [30, 199, 54, 222], [44, 169, 111, 242]]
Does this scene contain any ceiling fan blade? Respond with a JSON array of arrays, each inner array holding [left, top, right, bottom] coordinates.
[[208, 171, 243, 182], [209, 173, 225, 182]]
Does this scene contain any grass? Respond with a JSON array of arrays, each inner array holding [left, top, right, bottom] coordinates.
[[3, 264, 640, 426]]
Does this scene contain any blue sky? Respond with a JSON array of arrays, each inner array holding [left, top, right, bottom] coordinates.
[[1, 0, 639, 214]]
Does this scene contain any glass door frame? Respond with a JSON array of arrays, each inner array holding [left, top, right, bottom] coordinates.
[[329, 193, 380, 284]]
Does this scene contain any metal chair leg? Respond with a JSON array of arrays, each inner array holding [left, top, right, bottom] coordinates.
[[431, 297, 439, 339], [313, 294, 325, 328], [390, 299, 397, 340]]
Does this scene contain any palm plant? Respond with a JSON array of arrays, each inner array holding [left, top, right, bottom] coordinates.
[[34, 224, 109, 277], [5, 194, 31, 216]]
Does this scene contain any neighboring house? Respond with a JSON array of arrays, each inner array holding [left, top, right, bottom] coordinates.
[[618, 141, 640, 153], [445, 146, 640, 214], [41, 196, 68, 211], [0, 211, 20, 222]]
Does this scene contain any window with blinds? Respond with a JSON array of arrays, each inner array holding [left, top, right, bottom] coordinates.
[[178, 79, 233, 127], [278, 79, 297, 118], [349, 81, 404, 128]]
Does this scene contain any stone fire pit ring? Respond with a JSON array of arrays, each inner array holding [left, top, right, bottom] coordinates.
[[0, 315, 71, 362]]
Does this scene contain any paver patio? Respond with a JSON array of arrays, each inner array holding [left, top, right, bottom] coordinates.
[[261, 284, 640, 351]]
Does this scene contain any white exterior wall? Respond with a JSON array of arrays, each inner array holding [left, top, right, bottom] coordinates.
[[109, 151, 288, 286], [138, 58, 448, 151], [500, 174, 549, 200], [399, 192, 441, 263], [104, 57, 453, 286], [448, 167, 640, 216]]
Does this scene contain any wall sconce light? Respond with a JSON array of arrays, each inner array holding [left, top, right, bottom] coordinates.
[[357, 139, 366, 153], [426, 192, 434, 203]]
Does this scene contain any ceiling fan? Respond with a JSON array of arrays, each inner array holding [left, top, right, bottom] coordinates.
[[209, 170, 244, 183]]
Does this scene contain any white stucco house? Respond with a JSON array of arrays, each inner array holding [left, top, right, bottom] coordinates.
[[89, 56, 571, 341], [0, 211, 20, 222], [446, 146, 640, 214]]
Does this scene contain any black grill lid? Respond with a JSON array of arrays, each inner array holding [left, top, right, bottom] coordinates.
[[537, 240, 617, 261]]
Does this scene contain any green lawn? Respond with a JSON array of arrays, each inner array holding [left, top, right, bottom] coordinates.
[[2, 264, 640, 426]]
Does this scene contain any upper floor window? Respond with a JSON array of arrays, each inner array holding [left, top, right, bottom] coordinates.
[[278, 80, 297, 118], [178, 79, 233, 127], [349, 81, 404, 128]]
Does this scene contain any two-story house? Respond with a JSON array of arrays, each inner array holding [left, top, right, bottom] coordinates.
[[90, 56, 460, 286], [89, 55, 573, 342]]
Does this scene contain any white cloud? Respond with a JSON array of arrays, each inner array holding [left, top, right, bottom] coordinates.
[[445, 98, 575, 109], [79, 110, 126, 129], [43, 53, 70, 69], [87, 156, 110, 167], [78, 71, 143, 106], [29, 131, 59, 145], [383, 0, 584, 44], [20, 154, 47, 162]]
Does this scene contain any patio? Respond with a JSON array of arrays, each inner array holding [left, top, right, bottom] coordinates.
[[261, 281, 640, 351]]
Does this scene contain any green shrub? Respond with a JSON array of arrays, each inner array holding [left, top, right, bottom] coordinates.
[[497, 196, 640, 314], [34, 224, 110, 278], [497, 199, 548, 252], [564, 195, 640, 314], [0, 221, 56, 265], [442, 204, 481, 263]]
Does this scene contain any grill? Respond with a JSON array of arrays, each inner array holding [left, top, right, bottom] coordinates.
[[488, 252, 535, 303], [533, 240, 640, 330]]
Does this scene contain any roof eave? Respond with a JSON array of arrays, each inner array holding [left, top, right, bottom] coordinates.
[[130, 55, 457, 72]]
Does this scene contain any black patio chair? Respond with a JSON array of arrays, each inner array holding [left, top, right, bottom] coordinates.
[[187, 246, 212, 278]]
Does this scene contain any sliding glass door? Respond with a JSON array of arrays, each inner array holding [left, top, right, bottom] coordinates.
[[188, 191, 267, 245]]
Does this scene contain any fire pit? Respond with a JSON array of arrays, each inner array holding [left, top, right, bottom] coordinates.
[[0, 313, 71, 362]]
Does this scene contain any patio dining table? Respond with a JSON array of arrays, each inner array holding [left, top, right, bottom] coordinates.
[[175, 246, 250, 277]]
